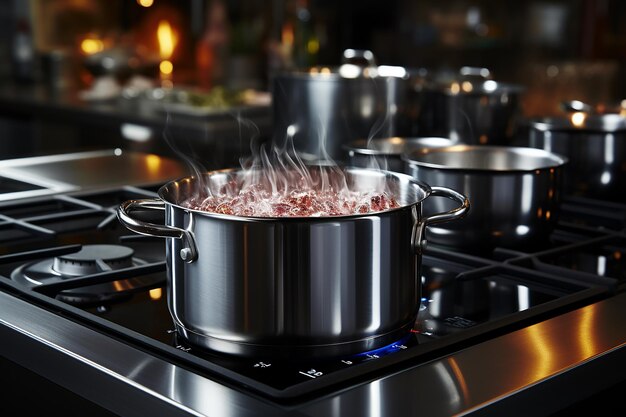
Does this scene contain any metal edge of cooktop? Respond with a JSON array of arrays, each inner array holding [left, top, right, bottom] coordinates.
[[0, 150, 118, 168], [0, 290, 302, 417], [0, 149, 187, 204], [1, 284, 626, 416], [0, 150, 120, 204]]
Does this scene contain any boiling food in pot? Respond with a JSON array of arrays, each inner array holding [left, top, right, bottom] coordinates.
[[182, 181, 399, 217]]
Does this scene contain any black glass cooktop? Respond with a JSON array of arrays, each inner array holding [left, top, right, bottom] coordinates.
[[0, 188, 621, 400]]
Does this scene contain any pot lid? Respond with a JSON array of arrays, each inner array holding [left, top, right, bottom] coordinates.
[[344, 137, 456, 156], [418, 66, 524, 95], [275, 49, 413, 80], [530, 113, 626, 132], [402, 145, 567, 172]]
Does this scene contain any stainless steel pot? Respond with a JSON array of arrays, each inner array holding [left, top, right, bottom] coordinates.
[[529, 114, 626, 202], [413, 67, 524, 145], [117, 167, 469, 358], [271, 49, 415, 162], [344, 137, 456, 173], [403, 145, 566, 252]]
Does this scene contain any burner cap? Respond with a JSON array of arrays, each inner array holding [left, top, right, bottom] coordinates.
[[52, 244, 135, 276]]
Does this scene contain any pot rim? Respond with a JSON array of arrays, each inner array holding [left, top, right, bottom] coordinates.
[[271, 64, 416, 81], [402, 145, 568, 173], [343, 137, 457, 156], [158, 167, 432, 222], [420, 80, 525, 96], [529, 114, 626, 133]]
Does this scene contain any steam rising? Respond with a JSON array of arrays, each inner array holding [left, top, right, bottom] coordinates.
[[181, 134, 400, 217], [163, 65, 405, 218]]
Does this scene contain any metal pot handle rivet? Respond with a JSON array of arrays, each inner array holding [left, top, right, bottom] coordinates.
[[117, 199, 198, 263], [412, 186, 470, 254]]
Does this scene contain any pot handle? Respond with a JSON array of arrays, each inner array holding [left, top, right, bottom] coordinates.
[[117, 199, 198, 263], [412, 187, 470, 254]]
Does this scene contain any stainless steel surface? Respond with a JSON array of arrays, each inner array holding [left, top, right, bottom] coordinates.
[[0, 291, 297, 417], [117, 167, 468, 357], [529, 114, 626, 201], [0, 149, 188, 203], [403, 145, 566, 251], [413, 67, 524, 145], [271, 49, 414, 161], [344, 137, 456, 172], [300, 291, 626, 417], [1, 281, 625, 417]]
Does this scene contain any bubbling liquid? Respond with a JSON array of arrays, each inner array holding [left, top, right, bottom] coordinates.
[[181, 176, 401, 218]]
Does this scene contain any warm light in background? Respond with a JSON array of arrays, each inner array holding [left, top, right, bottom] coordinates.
[[157, 20, 177, 60], [80, 38, 104, 55], [282, 22, 294, 47], [307, 38, 319, 55], [159, 60, 173, 75], [137, 0, 154, 7], [461, 81, 473, 92], [145, 153, 162, 174], [157, 20, 177, 86], [570, 111, 587, 127], [149, 288, 163, 300]]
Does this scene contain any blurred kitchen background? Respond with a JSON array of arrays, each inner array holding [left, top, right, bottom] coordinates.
[[1, 0, 625, 168]]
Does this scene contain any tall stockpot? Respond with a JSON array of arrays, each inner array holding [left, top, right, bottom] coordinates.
[[403, 145, 567, 252], [271, 49, 415, 162], [413, 67, 525, 145], [117, 166, 469, 358], [529, 113, 626, 202]]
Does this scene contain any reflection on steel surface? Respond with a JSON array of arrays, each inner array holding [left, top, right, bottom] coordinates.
[[447, 357, 470, 406], [579, 304, 597, 360], [301, 294, 625, 417], [525, 322, 555, 382], [449, 300, 604, 407]]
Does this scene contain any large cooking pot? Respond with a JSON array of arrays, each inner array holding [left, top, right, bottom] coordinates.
[[528, 113, 626, 202], [413, 67, 525, 145], [344, 136, 456, 173], [271, 49, 415, 162], [403, 145, 566, 252], [117, 166, 469, 358]]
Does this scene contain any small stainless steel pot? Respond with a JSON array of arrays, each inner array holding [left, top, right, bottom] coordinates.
[[529, 114, 626, 202], [117, 167, 469, 358], [271, 49, 416, 161], [413, 67, 525, 145], [344, 137, 456, 172], [403, 145, 567, 252]]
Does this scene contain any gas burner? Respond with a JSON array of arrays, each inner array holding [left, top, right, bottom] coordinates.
[[52, 245, 135, 276], [11, 244, 162, 305]]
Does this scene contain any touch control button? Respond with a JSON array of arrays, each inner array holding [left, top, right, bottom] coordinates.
[[299, 368, 323, 379]]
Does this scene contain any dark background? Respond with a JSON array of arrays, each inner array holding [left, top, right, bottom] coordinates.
[[3, 0, 625, 108]]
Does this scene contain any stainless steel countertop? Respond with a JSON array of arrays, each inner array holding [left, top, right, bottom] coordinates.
[[0, 149, 188, 203], [1, 285, 624, 416]]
